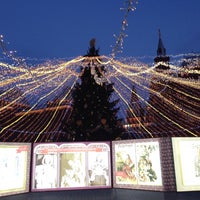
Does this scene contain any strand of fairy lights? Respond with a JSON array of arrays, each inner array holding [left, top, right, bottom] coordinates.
[[26, 101, 72, 141], [0, 44, 199, 139], [0, 74, 74, 134], [0, 65, 74, 114], [1, 56, 199, 99], [31, 78, 77, 142], [0, 43, 83, 88], [97, 57, 200, 92], [111, 0, 139, 58], [108, 60, 199, 136], [148, 77, 200, 102], [151, 70, 200, 89], [114, 76, 198, 136], [0, 58, 81, 107], [0, 57, 82, 88], [0, 62, 27, 72], [2, 74, 62, 130], [111, 77, 164, 134], [104, 60, 199, 126], [116, 69, 200, 121], [112, 72, 198, 133], [130, 72, 200, 109], [0, 55, 141, 138], [105, 57, 200, 89], [34, 78, 77, 142], [0, 69, 66, 111], [0, 35, 40, 84], [112, 85, 153, 137], [0, 72, 64, 124], [133, 76, 200, 120], [0, 57, 198, 138]]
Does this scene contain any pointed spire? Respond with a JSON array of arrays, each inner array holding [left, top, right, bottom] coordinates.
[[157, 29, 166, 56], [154, 29, 170, 69]]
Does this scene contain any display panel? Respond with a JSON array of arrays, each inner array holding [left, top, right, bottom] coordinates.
[[0, 143, 31, 197], [136, 141, 162, 186], [112, 139, 163, 190], [114, 142, 137, 185], [172, 137, 200, 191], [32, 142, 111, 191]]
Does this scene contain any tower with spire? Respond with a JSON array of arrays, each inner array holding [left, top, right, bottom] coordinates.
[[154, 29, 170, 70]]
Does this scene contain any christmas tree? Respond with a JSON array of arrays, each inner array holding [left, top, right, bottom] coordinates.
[[63, 39, 128, 141]]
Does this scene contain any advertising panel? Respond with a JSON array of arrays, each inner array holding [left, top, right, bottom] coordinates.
[[32, 142, 111, 191], [172, 137, 200, 191], [0, 143, 31, 197], [136, 141, 162, 186], [112, 139, 163, 190]]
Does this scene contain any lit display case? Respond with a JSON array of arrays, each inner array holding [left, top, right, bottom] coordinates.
[[112, 138, 176, 191], [31, 142, 111, 191], [0, 143, 31, 197], [172, 137, 200, 191]]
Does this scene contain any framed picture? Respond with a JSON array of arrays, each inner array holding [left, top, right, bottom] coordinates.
[[59, 143, 86, 188], [114, 142, 137, 185], [112, 139, 165, 191], [32, 143, 58, 190], [0, 143, 31, 197], [172, 137, 200, 191], [32, 142, 111, 191], [136, 141, 162, 186], [87, 143, 111, 187]]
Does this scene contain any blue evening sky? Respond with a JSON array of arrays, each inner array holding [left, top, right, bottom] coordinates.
[[0, 0, 200, 59]]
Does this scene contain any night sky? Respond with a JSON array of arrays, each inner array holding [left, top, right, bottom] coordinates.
[[0, 0, 200, 59]]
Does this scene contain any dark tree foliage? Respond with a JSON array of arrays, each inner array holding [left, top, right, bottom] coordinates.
[[62, 39, 128, 141]]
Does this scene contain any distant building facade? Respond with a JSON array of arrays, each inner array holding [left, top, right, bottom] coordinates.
[[125, 30, 200, 137]]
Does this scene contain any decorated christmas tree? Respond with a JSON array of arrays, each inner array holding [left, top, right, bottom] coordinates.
[[62, 39, 128, 141]]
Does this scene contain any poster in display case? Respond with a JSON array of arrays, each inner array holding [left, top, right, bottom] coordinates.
[[32, 142, 111, 191], [136, 141, 162, 186], [112, 139, 165, 191], [0, 143, 31, 197], [172, 137, 200, 191], [114, 142, 137, 185]]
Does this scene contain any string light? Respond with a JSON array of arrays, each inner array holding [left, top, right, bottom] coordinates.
[[111, 0, 139, 58], [0, 35, 38, 84], [34, 78, 77, 142], [0, 54, 199, 141]]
